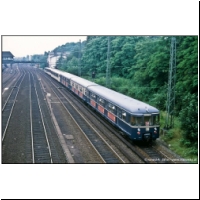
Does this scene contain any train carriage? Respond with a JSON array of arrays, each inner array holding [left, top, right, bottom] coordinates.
[[70, 77, 98, 101], [44, 68, 61, 82], [59, 71, 77, 90], [44, 67, 160, 142], [87, 85, 160, 141]]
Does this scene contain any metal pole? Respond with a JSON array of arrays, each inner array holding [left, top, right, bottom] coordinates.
[[106, 36, 111, 88], [78, 39, 81, 76], [165, 37, 176, 129]]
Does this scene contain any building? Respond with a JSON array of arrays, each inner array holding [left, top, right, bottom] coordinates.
[[2, 51, 15, 71], [2, 51, 14, 63], [47, 51, 70, 68]]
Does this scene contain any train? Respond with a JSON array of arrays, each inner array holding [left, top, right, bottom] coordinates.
[[44, 67, 160, 142]]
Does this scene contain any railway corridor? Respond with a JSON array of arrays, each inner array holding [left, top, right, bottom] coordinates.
[[2, 66, 66, 163], [2, 65, 123, 163], [2, 65, 183, 164]]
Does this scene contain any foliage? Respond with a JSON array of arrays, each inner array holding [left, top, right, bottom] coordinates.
[[178, 94, 198, 149], [31, 53, 48, 69]]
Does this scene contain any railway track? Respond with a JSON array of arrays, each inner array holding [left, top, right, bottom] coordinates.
[[2, 71, 25, 141], [2, 66, 67, 163], [29, 72, 53, 163], [31, 71, 67, 163], [132, 143, 175, 163], [2, 68, 18, 89], [51, 84, 124, 163]]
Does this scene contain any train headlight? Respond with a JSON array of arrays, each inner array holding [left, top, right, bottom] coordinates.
[[137, 128, 140, 131], [154, 128, 157, 130]]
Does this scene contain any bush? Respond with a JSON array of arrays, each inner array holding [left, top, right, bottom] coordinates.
[[165, 129, 174, 140], [178, 94, 198, 155]]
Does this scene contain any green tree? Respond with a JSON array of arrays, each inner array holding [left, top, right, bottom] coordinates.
[[178, 93, 198, 154]]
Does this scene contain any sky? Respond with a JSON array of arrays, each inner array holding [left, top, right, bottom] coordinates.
[[2, 36, 87, 57]]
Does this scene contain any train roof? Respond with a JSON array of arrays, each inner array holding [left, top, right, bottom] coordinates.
[[46, 68, 78, 79], [45, 68, 97, 87], [88, 85, 159, 114], [71, 77, 98, 87], [45, 68, 159, 114]]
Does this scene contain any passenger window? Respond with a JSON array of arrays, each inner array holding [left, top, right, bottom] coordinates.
[[90, 93, 96, 100], [85, 90, 89, 96], [107, 103, 116, 113], [122, 111, 126, 121], [117, 109, 122, 119], [98, 97, 105, 106]]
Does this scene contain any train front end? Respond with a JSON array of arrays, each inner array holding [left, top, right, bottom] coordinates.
[[129, 112, 160, 142]]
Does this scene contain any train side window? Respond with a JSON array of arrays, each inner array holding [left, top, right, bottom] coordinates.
[[90, 93, 96, 100], [98, 97, 105, 106], [107, 102, 116, 114], [122, 111, 126, 121], [85, 89, 89, 96], [117, 109, 122, 119], [111, 105, 116, 114]]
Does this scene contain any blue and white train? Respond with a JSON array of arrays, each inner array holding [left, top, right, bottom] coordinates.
[[44, 67, 160, 142]]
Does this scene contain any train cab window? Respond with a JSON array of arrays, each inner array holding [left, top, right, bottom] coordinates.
[[152, 114, 160, 125], [130, 116, 136, 126], [135, 117, 142, 126], [144, 115, 152, 126]]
